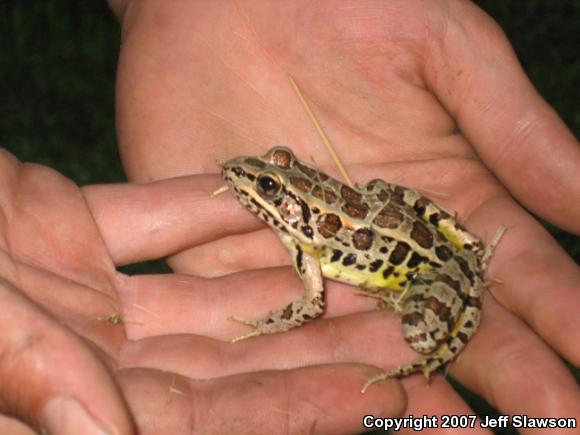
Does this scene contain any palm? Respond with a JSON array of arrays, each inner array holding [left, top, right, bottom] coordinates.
[[113, 0, 579, 429]]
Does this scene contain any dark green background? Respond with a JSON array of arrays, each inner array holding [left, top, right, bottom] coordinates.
[[1, 1, 578, 434]]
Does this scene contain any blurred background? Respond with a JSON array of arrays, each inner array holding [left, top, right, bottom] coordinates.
[[0, 1, 578, 433]]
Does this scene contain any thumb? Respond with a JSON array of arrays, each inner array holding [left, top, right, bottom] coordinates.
[[0, 279, 134, 435]]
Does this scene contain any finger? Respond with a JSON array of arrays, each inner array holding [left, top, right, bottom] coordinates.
[[119, 311, 408, 380], [465, 195, 580, 366], [424, 1, 580, 232], [168, 227, 288, 277], [0, 279, 133, 435], [0, 152, 116, 293], [0, 415, 35, 435], [400, 377, 492, 435], [121, 311, 489, 434], [82, 175, 262, 265], [451, 296, 580, 420], [118, 366, 405, 435], [83, 161, 432, 272], [495, 209, 580, 365], [117, 268, 374, 340]]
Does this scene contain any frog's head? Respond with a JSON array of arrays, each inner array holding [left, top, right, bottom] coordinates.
[[222, 146, 326, 244]]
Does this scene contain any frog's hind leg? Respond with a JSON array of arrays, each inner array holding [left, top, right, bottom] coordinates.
[[362, 267, 481, 393], [399, 188, 486, 255], [361, 308, 481, 392]]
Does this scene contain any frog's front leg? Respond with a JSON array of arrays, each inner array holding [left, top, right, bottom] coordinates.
[[231, 235, 325, 342]]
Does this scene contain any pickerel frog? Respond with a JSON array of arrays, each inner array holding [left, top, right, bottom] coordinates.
[[220, 147, 504, 392]]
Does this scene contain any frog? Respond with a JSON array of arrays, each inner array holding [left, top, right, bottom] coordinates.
[[219, 146, 504, 392]]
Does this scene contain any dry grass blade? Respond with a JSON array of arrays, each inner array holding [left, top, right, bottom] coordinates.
[[288, 74, 354, 188]]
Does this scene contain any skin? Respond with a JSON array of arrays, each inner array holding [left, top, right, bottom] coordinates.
[[113, 0, 580, 431], [0, 151, 403, 434], [0, 0, 577, 434]]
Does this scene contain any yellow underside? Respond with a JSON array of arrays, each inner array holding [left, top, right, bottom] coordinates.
[[300, 243, 436, 292], [437, 226, 465, 251], [320, 255, 425, 292]]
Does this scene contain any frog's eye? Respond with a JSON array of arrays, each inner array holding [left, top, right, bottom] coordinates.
[[257, 173, 281, 197]]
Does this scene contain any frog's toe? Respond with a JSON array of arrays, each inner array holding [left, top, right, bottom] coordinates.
[[231, 329, 263, 343], [361, 356, 447, 393], [230, 315, 263, 342], [229, 315, 260, 327], [360, 370, 401, 394], [421, 359, 444, 380]]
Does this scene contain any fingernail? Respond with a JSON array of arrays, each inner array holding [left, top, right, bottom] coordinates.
[[41, 396, 111, 435]]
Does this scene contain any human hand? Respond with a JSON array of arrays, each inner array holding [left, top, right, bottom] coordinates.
[[0, 149, 404, 434], [111, 0, 580, 431]]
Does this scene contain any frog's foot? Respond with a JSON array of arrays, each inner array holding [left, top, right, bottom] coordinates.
[[360, 356, 443, 393], [229, 315, 268, 342], [230, 296, 325, 343]]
